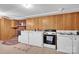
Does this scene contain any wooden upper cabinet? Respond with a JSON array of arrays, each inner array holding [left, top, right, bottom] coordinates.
[[38, 15, 57, 30], [70, 13, 76, 30], [63, 13, 76, 30], [42, 17, 50, 29], [63, 13, 71, 30], [26, 12, 79, 30], [26, 18, 37, 30], [33, 18, 39, 30], [56, 14, 63, 30], [38, 17, 45, 30], [49, 15, 57, 29], [55, 13, 76, 30], [26, 18, 33, 30], [39, 16, 51, 30], [63, 14, 75, 30], [75, 12, 79, 30]]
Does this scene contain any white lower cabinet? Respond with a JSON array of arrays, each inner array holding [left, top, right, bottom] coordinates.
[[73, 35, 79, 54], [57, 34, 79, 54], [18, 31, 43, 47], [57, 35, 73, 53], [18, 31, 29, 44], [29, 31, 43, 47]]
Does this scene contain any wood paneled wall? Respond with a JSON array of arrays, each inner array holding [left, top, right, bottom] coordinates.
[[26, 12, 79, 30], [11, 20, 17, 28], [0, 18, 16, 41]]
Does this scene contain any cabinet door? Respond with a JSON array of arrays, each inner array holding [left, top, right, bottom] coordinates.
[[73, 35, 79, 54], [75, 12, 79, 30], [57, 35, 73, 53], [26, 19, 34, 30], [63, 14, 71, 30], [57, 15, 63, 30], [28, 31, 34, 45], [49, 15, 57, 29], [18, 31, 29, 44], [38, 17, 46, 30], [29, 31, 43, 47]]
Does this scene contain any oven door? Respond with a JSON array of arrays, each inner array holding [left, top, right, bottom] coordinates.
[[43, 35, 56, 45]]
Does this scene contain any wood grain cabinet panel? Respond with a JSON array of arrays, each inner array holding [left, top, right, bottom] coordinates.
[[38, 15, 61, 30], [26, 18, 37, 30], [0, 18, 16, 41], [33, 18, 39, 30], [42, 17, 50, 30], [11, 20, 16, 27], [0, 19, 6, 40], [52, 15, 57, 29], [56, 14, 64, 30], [48, 15, 57, 29], [63, 13, 77, 30], [26, 18, 35, 30], [38, 17, 45, 30], [38, 16, 51, 30], [75, 12, 79, 30], [26, 12, 79, 30], [70, 13, 77, 30], [63, 13, 72, 30]]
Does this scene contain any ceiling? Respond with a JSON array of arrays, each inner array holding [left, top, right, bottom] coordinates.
[[0, 4, 79, 19]]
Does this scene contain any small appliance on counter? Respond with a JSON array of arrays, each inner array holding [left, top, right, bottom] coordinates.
[[43, 29, 57, 49]]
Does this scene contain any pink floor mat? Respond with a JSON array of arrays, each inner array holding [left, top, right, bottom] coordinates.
[[2, 37, 18, 45]]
